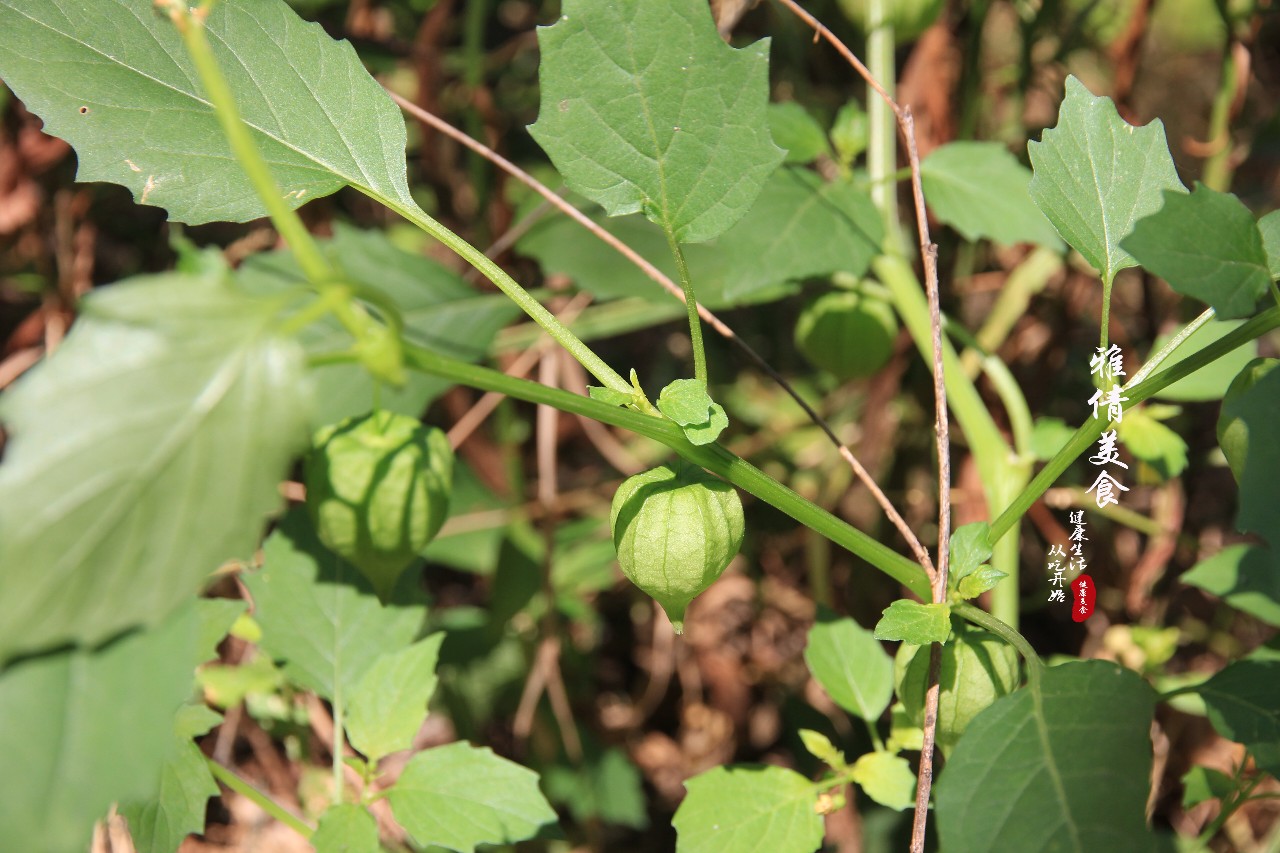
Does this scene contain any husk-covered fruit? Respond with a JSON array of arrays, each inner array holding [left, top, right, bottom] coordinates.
[[894, 620, 1019, 755], [305, 410, 452, 597], [795, 289, 898, 381], [610, 461, 745, 633]]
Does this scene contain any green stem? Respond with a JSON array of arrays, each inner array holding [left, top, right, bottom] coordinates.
[[1194, 769, 1264, 851], [399, 343, 932, 598], [990, 306, 1280, 544], [945, 319, 1035, 458], [168, 5, 330, 284], [666, 233, 708, 384], [953, 602, 1044, 688], [1099, 274, 1114, 355], [370, 193, 631, 394], [332, 688, 345, 803], [1202, 6, 1240, 193], [876, 254, 1028, 627], [205, 757, 314, 839], [866, 0, 899, 247], [1127, 308, 1216, 387], [960, 247, 1062, 379]]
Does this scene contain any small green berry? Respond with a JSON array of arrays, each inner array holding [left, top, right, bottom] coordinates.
[[305, 410, 452, 598], [795, 288, 898, 381], [610, 461, 745, 633]]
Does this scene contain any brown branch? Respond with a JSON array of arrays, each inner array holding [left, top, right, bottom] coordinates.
[[386, 89, 935, 577], [773, 4, 952, 850]]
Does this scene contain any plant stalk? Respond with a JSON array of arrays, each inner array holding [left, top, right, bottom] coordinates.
[[400, 342, 932, 599], [204, 757, 314, 839]]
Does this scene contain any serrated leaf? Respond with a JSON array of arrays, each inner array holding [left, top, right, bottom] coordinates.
[[1122, 184, 1271, 318], [1150, 319, 1258, 402], [1028, 76, 1184, 283], [717, 170, 883, 302], [950, 522, 993, 582], [957, 566, 1008, 600], [519, 169, 879, 307], [312, 804, 381, 853], [798, 729, 846, 769], [542, 748, 649, 830], [239, 225, 520, 428], [1183, 543, 1280, 627], [345, 634, 444, 764], [935, 661, 1159, 853], [849, 751, 916, 811], [1217, 358, 1280, 537], [922, 142, 1063, 248], [244, 509, 427, 702], [804, 613, 893, 722], [673, 765, 824, 853], [768, 102, 831, 164], [874, 601, 951, 644], [119, 739, 219, 853], [0, 0, 416, 223], [1260, 209, 1280, 279], [1181, 766, 1235, 808], [0, 272, 310, 662], [1195, 660, 1280, 776], [387, 741, 558, 852], [1115, 406, 1187, 480], [530, 0, 784, 244], [0, 600, 212, 853]]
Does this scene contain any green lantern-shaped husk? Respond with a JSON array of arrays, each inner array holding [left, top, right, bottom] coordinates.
[[305, 410, 453, 598], [610, 461, 745, 633]]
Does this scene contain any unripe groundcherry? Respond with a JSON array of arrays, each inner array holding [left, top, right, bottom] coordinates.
[[305, 410, 453, 598], [610, 461, 745, 633]]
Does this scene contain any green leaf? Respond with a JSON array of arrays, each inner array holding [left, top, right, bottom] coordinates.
[[198, 652, 286, 710], [1259, 209, 1280, 279], [717, 171, 883, 302], [312, 804, 381, 853], [0, 272, 310, 662], [674, 765, 824, 853], [1217, 358, 1280, 537], [1031, 416, 1076, 461], [387, 741, 559, 852], [894, 622, 1020, 755], [798, 729, 846, 769], [849, 752, 917, 811], [1122, 184, 1271, 318], [0, 0, 416, 223], [1115, 407, 1188, 480], [519, 169, 880, 307], [1181, 766, 1235, 808], [768, 102, 831, 164], [0, 600, 215, 853], [345, 633, 445, 764], [1149, 319, 1259, 402], [244, 509, 427, 702], [935, 661, 1159, 853], [873, 601, 951, 644], [529, 0, 784, 243], [949, 522, 993, 583], [1183, 543, 1280, 627], [119, 739, 219, 853], [1195, 660, 1280, 776], [239, 225, 520, 429], [1028, 75, 1184, 283], [830, 100, 869, 166], [804, 613, 894, 722], [658, 378, 728, 445], [921, 142, 1063, 248], [957, 566, 1008, 600], [541, 748, 649, 829]]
